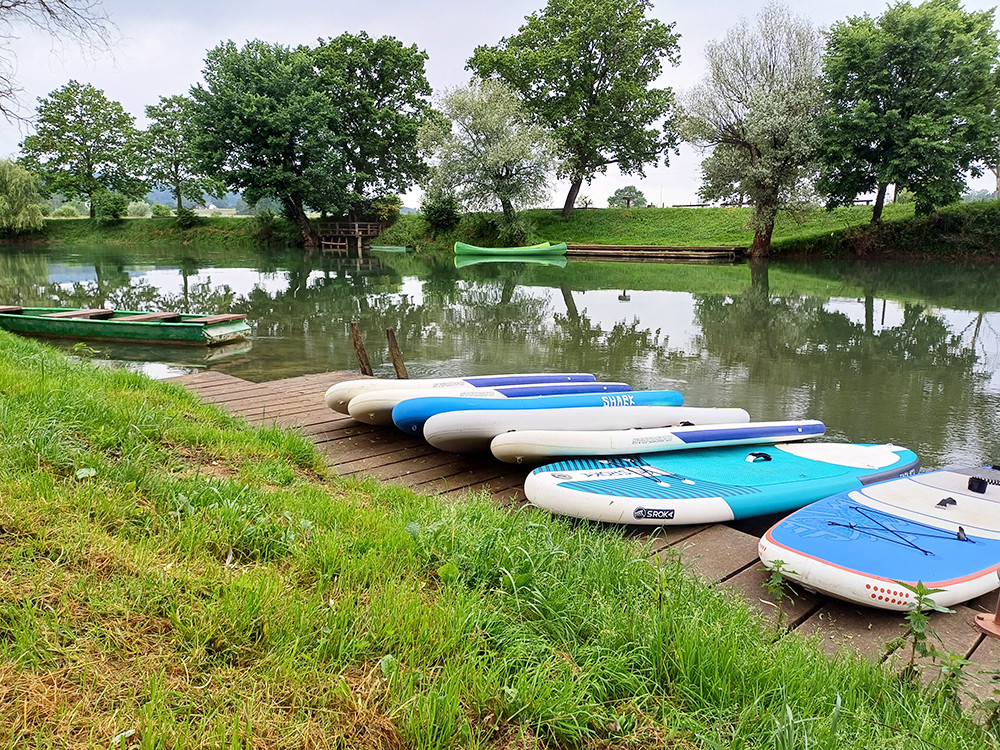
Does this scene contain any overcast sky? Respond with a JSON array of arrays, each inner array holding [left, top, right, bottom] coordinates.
[[2, 0, 997, 207]]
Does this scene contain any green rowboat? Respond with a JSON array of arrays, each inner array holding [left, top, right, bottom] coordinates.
[[454, 241, 566, 256], [0, 306, 251, 347]]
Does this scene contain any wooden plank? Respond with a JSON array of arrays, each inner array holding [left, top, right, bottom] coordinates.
[[667, 524, 760, 584], [795, 601, 905, 660], [121, 312, 182, 322], [720, 564, 824, 630], [0, 305, 23, 313], [183, 313, 247, 324], [42, 308, 114, 319]]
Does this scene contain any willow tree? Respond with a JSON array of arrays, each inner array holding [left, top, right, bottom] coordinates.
[[0, 159, 43, 233], [419, 80, 556, 244], [468, 0, 679, 217], [819, 0, 1000, 221], [682, 3, 823, 258]]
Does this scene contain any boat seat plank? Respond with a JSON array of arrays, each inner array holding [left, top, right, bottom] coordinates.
[[42, 308, 115, 319], [0, 305, 23, 313], [120, 312, 182, 322], [183, 313, 247, 324]]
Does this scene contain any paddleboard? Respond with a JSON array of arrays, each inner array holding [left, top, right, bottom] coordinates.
[[490, 419, 826, 463], [392, 390, 685, 437], [524, 442, 919, 525], [325, 372, 596, 414], [758, 466, 1000, 610], [425, 406, 751, 454], [347, 381, 631, 426]]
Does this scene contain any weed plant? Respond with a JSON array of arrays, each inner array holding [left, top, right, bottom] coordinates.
[[0, 330, 994, 748]]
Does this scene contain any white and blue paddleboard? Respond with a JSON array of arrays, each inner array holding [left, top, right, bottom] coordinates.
[[490, 419, 825, 463], [324, 372, 597, 414], [524, 442, 919, 525], [425, 406, 752, 454], [347, 381, 631, 426], [392, 390, 684, 438], [759, 466, 1000, 610]]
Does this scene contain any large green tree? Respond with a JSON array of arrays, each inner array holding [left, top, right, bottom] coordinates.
[[20, 80, 146, 217], [467, 0, 680, 217], [145, 95, 225, 213], [0, 159, 43, 233], [419, 80, 556, 244], [681, 3, 823, 258], [819, 0, 1000, 221], [188, 40, 351, 247], [312, 32, 432, 217]]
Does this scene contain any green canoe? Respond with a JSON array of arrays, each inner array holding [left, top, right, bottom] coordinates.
[[454, 241, 566, 256], [0, 306, 251, 347]]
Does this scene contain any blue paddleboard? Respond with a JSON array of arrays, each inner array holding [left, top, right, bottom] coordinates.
[[524, 442, 919, 525], [759, 466, 1000, 610], [391, 390, 684, 437]]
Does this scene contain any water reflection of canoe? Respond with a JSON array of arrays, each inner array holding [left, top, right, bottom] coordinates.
[[454, 254, 568, 269], [454, 241, 566, 256], [0, 305, 250, 346], [369, 245, 415, 253]]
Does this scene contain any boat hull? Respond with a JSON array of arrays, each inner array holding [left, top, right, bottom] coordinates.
[[454, 241, 567, 256], [0, 308, 251, 346]]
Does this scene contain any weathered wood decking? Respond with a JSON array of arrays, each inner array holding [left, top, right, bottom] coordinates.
[[168, 369, 1000, 696]]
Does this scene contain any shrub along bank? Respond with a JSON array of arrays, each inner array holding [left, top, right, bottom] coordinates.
[[0, 331, 996, 748]]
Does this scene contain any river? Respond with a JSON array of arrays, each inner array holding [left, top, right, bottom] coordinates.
[[2, 243, 998, 471]]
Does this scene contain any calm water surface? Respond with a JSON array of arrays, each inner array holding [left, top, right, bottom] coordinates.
[[2, 243, 998, 471]]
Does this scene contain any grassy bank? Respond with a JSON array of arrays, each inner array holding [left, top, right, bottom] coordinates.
[[1, 332, 995, 748], [33, 216, 282, 248], [28, 200, 1000, 260]]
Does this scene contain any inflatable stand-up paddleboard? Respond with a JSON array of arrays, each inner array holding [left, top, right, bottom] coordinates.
[[325, 372, 596, 413], [392, 390, 685, 438], [347, 381, 631, 426], [490, 419, 825, 463], [424, 405, 751, 454], [524, 442, 919, 525], [759, 466, 1000, 610]]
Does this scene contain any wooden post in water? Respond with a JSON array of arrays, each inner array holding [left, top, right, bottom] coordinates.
[[350, 321, 373, 376], [386, 328, 408, 379]]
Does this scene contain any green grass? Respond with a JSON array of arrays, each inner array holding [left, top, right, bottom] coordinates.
[[37, 216, 267, 248], [0, 331, 996, 748]]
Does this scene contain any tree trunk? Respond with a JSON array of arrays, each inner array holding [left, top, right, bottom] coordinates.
[[871, 183, 888, 223], [284, 198, 319, 247], [500, 197, 524, 244], [749, 221, 774, 259], [175, 184, 183, 214], [561, 177, 583, 217], [749, 257, 769, 300]]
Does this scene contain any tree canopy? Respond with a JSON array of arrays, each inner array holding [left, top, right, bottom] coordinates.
[[467, 0, 680, 217], [313, 32, 432, 217], [608, 186, 647, 208], [682, 3, 823, 257], [145, 95, 225, 213], [20, 80, 146, 217], [189, 36, 431, 247], [188, 40, 352, 247], [819, 0, 1000, 222], [419, 80, 556, 244]]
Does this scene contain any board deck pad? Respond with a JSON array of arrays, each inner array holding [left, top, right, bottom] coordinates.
[[524, 443, 919, 525], [759, 466, 1000, 609]]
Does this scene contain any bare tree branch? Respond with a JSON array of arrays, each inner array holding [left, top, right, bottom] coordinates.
[[0, 1, 115, 121]]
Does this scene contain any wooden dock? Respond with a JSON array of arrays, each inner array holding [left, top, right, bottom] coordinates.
[[566, 243, 742, 262], [169, 369, 1000, 695]]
